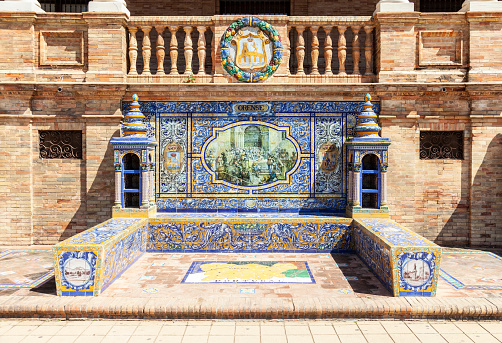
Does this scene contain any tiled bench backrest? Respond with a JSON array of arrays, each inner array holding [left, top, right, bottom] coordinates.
[[53, 218, 148, 296], [353, 218, 442, 297]]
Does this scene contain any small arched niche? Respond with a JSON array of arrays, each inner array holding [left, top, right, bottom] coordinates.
[[361, 153, 380, 209], [122, 153, 141, 208]]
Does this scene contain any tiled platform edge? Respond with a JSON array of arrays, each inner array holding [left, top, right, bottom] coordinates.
[[354, 218, 442, 297], [53, 218, 148, 296], [1, 296, 502, 320]]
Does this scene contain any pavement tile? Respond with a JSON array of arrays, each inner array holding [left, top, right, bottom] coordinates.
[[101, 336, 132, 343], [309, 325, 336, 335], [430, 323, 463, 334], [455, 324, 489, 334], [465, 333, 500, 343], [334, 324, 362, 335], [210, 325, 236, 335], [478, 323, 502, 334], [185, 325, 211, 335], [133, 325, 162, 336], [312, 335, 341, 343], [261, 325, 285, 335], [389, 333, 420, 343], [337, 334, 367, 343], [286, 335, 315, 343], [128, 336, 157, 343], [262, 336, 288, 343], [364, 334, 395, 343], [30, 325, 64, 335], [235, 325, 260, 335], [2, 337, 25, 343], [56, 325, 89, 336], [406, 323, 438, 334], [154, 336, 183, 343], [108, 325, 138, 336], [158, 325, 186, 336], [46, 336, 78, 343], [5, 326, 39, 335], [357, 323, 386, 334], [207, 336, 234, 343], [441, 334, 475, 343], [381, 321, 413, 334], [414, 333, 449, 343], [234, 336, 260, 343], [82, 325, 113, 336], [19, 336, 52, 343], [285, 325, 311, 335]]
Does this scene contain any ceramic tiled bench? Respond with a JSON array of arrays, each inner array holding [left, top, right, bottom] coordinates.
[[53, 218, 148, 296], [353, 218, 442, 297]]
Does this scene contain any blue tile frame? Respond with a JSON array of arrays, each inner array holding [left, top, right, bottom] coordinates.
[[122, 100, 380, 214]]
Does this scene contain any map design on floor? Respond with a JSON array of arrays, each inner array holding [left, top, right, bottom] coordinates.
[[181, 261, 315, 284]]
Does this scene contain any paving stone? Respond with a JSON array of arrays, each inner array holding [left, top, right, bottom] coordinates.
[[455, 323, 489, 334], [414, 333, 449, 343], [312, 335, 341, 343], [465, 333, 500, 343], [262, 336, 288, 343], [441, 334, 475, 343], [364, 334, 395, 343], [286, 335, 315, 343], [337, 334, 367, 343], [430, 323, 464, 334]]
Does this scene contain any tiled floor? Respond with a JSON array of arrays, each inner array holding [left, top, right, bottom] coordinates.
[[1, 247, 502, 298], [1, 319, 502, 343]]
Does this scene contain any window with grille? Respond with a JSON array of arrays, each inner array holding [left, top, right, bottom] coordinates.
[[39, 131, 83, 159], [419, 131, 464, 160], [40, 0, 87, 13], [219, 0, 290, 15], [420, 0, 463, 12]]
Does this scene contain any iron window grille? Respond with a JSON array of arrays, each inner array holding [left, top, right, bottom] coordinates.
[[219, 0, 290, 15], [39, 130, 83, 159], [419, 131, 464, 160], [420, 0, 463, 12], [40, 0, 87, 13]]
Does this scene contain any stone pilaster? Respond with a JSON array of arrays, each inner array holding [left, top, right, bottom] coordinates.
[[88, 0, 129, 16]]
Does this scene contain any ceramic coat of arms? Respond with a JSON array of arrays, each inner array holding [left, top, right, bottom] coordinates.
[[220, 17, 283, 82]]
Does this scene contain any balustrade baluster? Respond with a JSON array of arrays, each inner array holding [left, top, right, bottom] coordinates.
[[155, 26, 166, 75], [169, 26, 179, 74], [284, 26, 291, 75], [337, 25, 347, 76], [352, 26, 361, 75], [324, 26, 333, 76], [197, 26, 206, 75], [128, 27, 138, 75], [141, 26, 152, 75], [311, 26, 320, 75], [364, 26, 373, 75], [211, 27, 215, 75], [296, 26, 305, 76], [184, 26, 193, 75]]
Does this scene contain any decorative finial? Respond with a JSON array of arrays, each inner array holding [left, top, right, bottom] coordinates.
[[354, 93, 381, 138], [132, 94, 139, 102], [122, 94, 147, 137]]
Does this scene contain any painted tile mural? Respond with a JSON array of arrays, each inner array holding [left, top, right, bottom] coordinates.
[[181, 261, 315, 284], [122, 100, 378, 213], [148, 214, 352, 253]]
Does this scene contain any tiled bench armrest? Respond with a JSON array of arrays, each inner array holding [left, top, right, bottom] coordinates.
[[353, 218, 442, 297], [53, 218, 148, 296]]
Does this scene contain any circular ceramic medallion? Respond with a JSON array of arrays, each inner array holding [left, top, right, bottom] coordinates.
[[220, 17, 283, 83]]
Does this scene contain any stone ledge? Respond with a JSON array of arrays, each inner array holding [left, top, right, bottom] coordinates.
[[0, 296, 501, 319]]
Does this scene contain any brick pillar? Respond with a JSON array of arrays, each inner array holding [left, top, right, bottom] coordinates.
[[373, 12, 419, 82], [466, 12, 502, 82], [83, 13, 128, 83]]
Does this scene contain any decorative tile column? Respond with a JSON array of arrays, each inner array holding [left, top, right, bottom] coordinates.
[[111, 94, 157, 218], [0, 0, 44, 12], [346, 94, 391, 219], [88, 0, 129, 16], [374, 0, 414, 13], [460, 0, 502, 11]]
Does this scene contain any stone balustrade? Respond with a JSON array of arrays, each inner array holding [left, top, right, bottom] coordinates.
[[126, 16, 375, 83]]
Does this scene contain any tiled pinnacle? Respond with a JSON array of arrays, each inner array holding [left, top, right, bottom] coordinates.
[[355, 93, 381, 138], [123, 94, 148, 137]]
